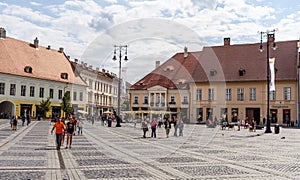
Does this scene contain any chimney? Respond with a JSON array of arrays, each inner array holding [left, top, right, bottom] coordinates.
[[74, 59, 78, 63], [58, 47, 64, 53], [34, 37, 39, 48], [46, 45, 51, 50], [155, 61, 160, 68], [224, 37, 230, 46], [0, 27, 6, 39], [184, 46, 188, 58], [96, 67, 99, 71]]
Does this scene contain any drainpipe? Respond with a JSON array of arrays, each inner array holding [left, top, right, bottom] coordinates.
[[297, 40, 300, 127]]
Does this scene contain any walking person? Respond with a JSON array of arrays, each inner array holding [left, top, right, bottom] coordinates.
[[141, 118, 148, 138], [26, 112, 31, 126], [77, 119, 83, 135], [164, 118, 171, 138], [51, 118, 65, 150], [21, 114, 25, 126], [10, 116, 14, 130], [12, 115, 18, 131], [178, 118, 184, 136], [173, 116, 178, 136], [150, 118, 157, 138], [65, 117, 76, 149]]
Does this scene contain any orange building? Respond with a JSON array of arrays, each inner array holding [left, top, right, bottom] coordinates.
[[130, 38, 300, 125]]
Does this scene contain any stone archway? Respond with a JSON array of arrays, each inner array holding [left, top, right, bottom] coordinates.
[[0, 101, 15, 118]]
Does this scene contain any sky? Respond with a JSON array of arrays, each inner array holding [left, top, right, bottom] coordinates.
[[0, 0, 300, 84]]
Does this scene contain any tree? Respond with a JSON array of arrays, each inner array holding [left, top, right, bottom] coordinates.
[[38, 97, 51, 118], [61, 91, 73, 118]]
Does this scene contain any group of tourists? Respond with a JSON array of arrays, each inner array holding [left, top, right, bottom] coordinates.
[[51, 116, 84, 150], [9, 112, 31, 131], [141, 116, 184, 138]]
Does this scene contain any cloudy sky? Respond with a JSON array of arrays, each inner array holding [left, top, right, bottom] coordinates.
[[1, 0, 300, 84]]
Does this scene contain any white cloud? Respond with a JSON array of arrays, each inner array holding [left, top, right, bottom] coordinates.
[[1, 0, 300, 83], [2, 5, 53, 23]]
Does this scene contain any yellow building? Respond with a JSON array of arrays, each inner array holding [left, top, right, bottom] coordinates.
[[0, 28, 87, 119], [130, 38, 300, 125]]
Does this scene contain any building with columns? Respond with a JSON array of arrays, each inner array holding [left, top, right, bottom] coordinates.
[[130, 38, 300, 125]]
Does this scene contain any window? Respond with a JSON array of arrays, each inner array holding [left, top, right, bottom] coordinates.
[[237, 88, 244, 101], [30, 86, 35, 97], [10, 84, 16, 96], [58, 90, 63, 99], [196, 88, 202, 101], [284, 87, 291, 100], [226, 88, 231, 101], [270, 91, 276, 100], [73, 92, 77, 101], [170, 95, 175, 103], [249, 88, 256, 101], [49, 88, 54, 99], [183, 95, 188, 104], [60, 73, 68, 79], [39, 87, 44, 98], [21, 85, 26, 96], [134, 95, 138, 104], [0, 82, 5, 95], [79, 92, 83, 101], [89, 79, 93, 89], [208, 88, 214, 101], [144, 95, 148, 104]]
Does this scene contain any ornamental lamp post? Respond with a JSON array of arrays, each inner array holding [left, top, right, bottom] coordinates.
[[259, 29, 277, 133], [113, 45, 128, 127]]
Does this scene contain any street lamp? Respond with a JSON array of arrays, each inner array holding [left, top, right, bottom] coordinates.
[[113, 45, 128, 127], [259, 29, 277, 133]]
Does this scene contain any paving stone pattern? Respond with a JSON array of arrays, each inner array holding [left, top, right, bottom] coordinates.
[[0, 119, 300, 179]]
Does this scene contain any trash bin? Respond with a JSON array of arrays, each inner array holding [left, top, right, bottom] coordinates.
[[274, 124, 280, 134]]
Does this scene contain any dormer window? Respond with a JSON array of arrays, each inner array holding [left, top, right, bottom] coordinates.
[[239, 68, 246, 76], [61, 73, 68, 79], [24, 66, 32, 73], [210, 69, 217, 76]]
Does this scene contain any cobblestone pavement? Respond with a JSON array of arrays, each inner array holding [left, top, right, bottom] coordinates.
[[0, 119, 300, 179]]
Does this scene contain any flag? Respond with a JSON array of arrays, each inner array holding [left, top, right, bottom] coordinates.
[[269, 57, 275, 91]]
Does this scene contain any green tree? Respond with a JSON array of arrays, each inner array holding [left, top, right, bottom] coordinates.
[[61, 91, 73, 118], [38, 97, 51, 118]]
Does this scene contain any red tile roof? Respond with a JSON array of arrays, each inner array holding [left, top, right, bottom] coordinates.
[[0, 37, 86, 86], [131, 40, 299, 90]]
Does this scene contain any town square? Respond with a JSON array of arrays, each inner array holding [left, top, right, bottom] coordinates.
[[1, 0, 300, 179]]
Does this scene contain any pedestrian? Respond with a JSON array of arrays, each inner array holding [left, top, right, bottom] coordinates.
[[21, 114, 25, 126], [237, 119, 241, 131], [51, 118, 65, 150], [178, 118, 184, 136], [141, 118, 148, 138], [65, 117, 76, 149], [26, 112, 31, 126], [158, 116, 162, 128], [77, 119, 83, 135], [12, 115, 18, 131], [150, 118, 157, 138], [10, 116, 14, 130], [164, 118, 171, 138], [173, 116, 178, 136]]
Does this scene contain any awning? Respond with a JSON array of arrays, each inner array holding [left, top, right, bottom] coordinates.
[[77, 110, 88, 114]]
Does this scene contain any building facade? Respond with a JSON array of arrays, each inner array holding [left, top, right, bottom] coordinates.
[[130, 38, 300, 125], [71, 60, 120, 118], [0, 28, 87, 119]]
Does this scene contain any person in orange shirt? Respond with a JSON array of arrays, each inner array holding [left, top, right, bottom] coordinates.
[[51, 118, 65, 150]]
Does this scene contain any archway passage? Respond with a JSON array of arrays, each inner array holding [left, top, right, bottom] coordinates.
[[0, 101, 15, 118]]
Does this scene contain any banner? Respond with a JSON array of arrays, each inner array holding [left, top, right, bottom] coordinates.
[[269, 57, 275, 91]]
